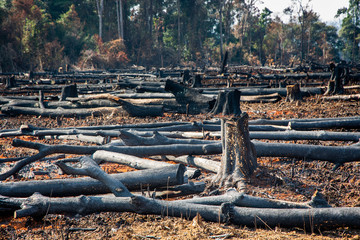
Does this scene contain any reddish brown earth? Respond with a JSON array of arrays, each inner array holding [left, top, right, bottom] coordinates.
[[0, 97, 360, 239]]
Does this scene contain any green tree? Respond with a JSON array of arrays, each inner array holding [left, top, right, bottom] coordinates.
[[56, 4, 85, 64], [256, 7, 272, 65], [337, 0, 360, 62]]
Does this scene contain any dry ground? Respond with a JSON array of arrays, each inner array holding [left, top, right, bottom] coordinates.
[[0, 96, 360, 239]]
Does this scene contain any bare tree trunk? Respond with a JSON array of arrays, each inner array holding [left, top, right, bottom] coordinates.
[[96, 0, 104, 39], [219, 0, 224, 61], [177, 0, 181, 64], [116, 0, 121, 39], [119, 0, 124, 39]]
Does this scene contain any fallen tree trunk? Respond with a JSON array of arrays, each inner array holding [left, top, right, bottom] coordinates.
[[1, 102, 163, 118], [44, 134, 106, 145], [250, 116, 360, 126], [177, 189, 330, 208], [241, 93, 281, 103], [163, 155, 220, 173], [0, 164, 185, 197], [2, 193, 360, 229], [289, 118, 360, 130], [92, 150, 200, 179], [254, 141, 360, 165], [250, 130, 360, 142], [322, 93, 360, 101], [0, 139, 218, 180]]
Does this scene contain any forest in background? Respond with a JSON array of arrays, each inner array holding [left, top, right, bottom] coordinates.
[[0, 0, 359, 72]]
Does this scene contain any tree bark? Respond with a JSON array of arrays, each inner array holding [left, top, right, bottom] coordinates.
[[92, 150, 200, 179], [288, 118, 360, 130], [60, 84, 78, 101], [209, 90, 241, 116], [0, 164, 185, 197], [165, 79, 215, 114], [56, 156, 132, 197], [177, 189, 330, 208], [0, 139, 219, 180], [212, 113, 257, 190], [1, 104, 163, 118], [3, 193, 360, 230], [96, 0, 104, 39], [285, 83, 302, 102], [322, 93, 360, 101]]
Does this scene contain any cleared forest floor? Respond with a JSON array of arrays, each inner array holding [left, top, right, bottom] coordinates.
[[1, 97, 360, 239]]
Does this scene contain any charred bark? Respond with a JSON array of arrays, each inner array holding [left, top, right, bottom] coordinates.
[[212, 113, 257, 190], [164, 79, 215, 114], [209, 90, 241, 116]]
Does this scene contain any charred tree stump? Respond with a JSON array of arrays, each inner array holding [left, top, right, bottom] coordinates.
[[324, 62, 345, 95], [212, 113, 257, 191], [209, 90, 241, 116], [5, 76, 16, 88], [190, 74, 202, 88], [182, 69, 191, 84], [324, 80, 335, 95], [285, 83, 302, 102], [165, 79, 214, 114], [60, 84, 78, 101]]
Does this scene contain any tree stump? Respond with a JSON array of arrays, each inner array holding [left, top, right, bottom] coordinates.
[[212, 113, 257, 191], [190, 74, 202, 88], [285, 83, 302, 102], [209, 89, 241, 116], [5, 75, 16, 88], [324, 62, 345, 95], [60, 84, 78, 101], [182, 69, 191, 84]]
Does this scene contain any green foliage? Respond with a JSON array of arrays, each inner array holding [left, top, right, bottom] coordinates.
[[0, 0, 355, 71], [337, 0, 360, 62]]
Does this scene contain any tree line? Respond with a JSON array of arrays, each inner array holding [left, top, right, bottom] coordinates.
[[0, 0, 359, 72]]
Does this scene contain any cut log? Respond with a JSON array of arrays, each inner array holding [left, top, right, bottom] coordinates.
[[322, 93, 360, 101], [241, 93, 281, 103], [2, 193, 360, 229], [118, 130, 215, 146], [288, 118, 360, 130], [178, 189, 330, 208], [92, 150, 200, 179], [250, 130, 360, 142], [56, 156, 132, 197], [0, 139, 219, 180], [166, 155, 220, 173], [254, 141, 360, 165], [0, 164, 185, 197], [1, 104, 163, 118]]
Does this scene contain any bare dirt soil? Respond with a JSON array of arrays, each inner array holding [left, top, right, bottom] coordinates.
[[1, 97, 360, 239]]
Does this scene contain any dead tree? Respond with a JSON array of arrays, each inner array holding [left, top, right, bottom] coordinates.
[[212, 113, 257, 191]]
